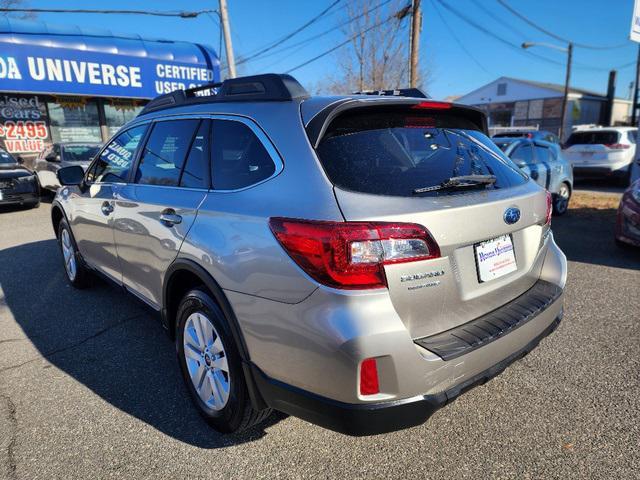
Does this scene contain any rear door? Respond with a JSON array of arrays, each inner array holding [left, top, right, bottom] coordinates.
[[313, 105, 549, 339], [113, 118, 209, 307]]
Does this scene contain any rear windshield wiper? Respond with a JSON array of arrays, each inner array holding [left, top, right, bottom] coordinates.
[[412, 175, 497, 195]]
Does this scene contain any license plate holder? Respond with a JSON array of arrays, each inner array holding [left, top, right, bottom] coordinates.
[[474, 234, 517, 283]]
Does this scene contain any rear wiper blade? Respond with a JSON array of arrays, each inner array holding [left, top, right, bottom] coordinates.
[[412, 175, 497, 194]]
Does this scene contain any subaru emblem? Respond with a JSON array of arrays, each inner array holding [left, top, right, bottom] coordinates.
[[503, 207, 521, 225]]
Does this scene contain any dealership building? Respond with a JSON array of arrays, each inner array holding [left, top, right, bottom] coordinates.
[[456, 76, 632, 140], [0, 18, 220, 162]]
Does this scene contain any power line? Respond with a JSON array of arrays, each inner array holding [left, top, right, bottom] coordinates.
[[284, 7, 407, 74], [237, 0, 342, 65], [435, 0, 620, 72], [431, 0, 493, 76], [238, 0, 394, 67], [0, 7, 216, 18], [496, 0, 630, 50]]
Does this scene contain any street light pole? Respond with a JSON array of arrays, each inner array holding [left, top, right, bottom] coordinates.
[[522, 41, 573, 141]]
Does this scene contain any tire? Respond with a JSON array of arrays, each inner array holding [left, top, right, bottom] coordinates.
[[553, 182, 571, 216], [175, 288, 272, 433], [57, 219, 91, 288]]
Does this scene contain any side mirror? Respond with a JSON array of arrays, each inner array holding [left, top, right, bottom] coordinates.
[[46, 152, 60, 162], [57, 165, 85, 186]]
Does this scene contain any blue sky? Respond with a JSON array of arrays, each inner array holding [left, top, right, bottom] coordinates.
[[22, 0, 639, 100]]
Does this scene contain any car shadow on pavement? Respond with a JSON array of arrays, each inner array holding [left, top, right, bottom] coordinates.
[[552, 207, 640, 270], [0, 239, 285, 448]]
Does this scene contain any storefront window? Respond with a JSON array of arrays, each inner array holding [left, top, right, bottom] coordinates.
[[104, 101, 144, 137], [47, 98, 101, 143]]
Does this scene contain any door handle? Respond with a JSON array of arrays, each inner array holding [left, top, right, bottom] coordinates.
[[101, 201, 114, 216], [159, 209, 182, 227]]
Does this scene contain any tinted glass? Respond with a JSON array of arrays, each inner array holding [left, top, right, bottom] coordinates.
[[62, 145, 100, 162], [135, 120, 199, 186], [211, 120, 276, 190], [180, 120, 210, 189], [315, 111, 526, 197], [535, 146, 552, 163], [566, 130, 619, 146], [628, 131, 637, 144], [89, 125, 147, 183], [510, 144, 534, 165]]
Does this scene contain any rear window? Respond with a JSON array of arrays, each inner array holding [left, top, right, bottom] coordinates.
[[566, 130, 619, 147], [315, 111, 527, 197]]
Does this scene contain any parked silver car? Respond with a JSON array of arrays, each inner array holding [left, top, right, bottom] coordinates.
[[34, 142, 101, 192], [493, 137, 573, 215], [51, 74, 567, 436]]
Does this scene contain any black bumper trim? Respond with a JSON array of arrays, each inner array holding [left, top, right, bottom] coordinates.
[[414, 280, 563, 361], [251, 313, 562, 436]]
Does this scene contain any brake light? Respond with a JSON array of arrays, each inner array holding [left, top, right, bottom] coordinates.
[[545, 190, 553, 225], [605, 143, 630, 150], [411, 101, 451, 110], [269, 218, 440, 289], [360, 358, 379, 395]]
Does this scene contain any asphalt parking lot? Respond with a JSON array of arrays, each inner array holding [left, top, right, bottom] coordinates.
[[1, 192, 639, 480]]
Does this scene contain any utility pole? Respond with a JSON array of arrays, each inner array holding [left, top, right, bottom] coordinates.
[[632, 44, 640, 125], [559, 42, 573, 142], [409, 0, 421, 88], [219, 0, 236, 79]]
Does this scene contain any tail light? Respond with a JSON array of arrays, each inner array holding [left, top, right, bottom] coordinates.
[[269, 218, 440, 290], [605, 143, 630, 150], [545, 190, 553, 225], [359, 358, 380, 395]]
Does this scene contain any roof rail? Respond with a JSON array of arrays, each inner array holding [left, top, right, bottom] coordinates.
[[140, 73, 310, 115], [352, 88, 429, 99]]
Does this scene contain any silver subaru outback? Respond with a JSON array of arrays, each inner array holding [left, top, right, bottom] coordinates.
[[51, 74, 567, 436]]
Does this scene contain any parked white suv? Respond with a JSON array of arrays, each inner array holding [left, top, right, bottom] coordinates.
[[563, 127, 637, 185]]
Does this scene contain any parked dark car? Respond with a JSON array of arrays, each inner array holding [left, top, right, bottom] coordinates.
[[493, 138, 573, 215], [35, 142, 101, 192], [492, 130, 559, 144], [0, 148, 39, 209], [615, 179, 640, 248]]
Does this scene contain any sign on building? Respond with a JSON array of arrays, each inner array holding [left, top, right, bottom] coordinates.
[[0, 94, 48, 154]]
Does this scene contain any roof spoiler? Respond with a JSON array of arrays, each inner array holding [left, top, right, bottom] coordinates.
[[305, 99, 489, 149], [140, 73, 310, 115], [352, 88, 429, 98]]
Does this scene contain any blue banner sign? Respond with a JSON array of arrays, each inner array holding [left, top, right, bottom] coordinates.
[[0, 42, 220, 99]]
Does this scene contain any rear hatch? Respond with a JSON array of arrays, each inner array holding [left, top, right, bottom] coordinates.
[[310, 101, 550, 338], [563, 130, 628, 165]]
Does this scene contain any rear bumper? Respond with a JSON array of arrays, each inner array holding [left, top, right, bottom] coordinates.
[[252, 311, 562, 436], [573, 165, 630, 178]]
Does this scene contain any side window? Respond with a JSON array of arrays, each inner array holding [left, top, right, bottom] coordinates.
[[211, 119, 276, 190], [628, 131, 637, 145], [135, 120, 199, 186], [88, 125, 147, 183], [510, 144, 534, 166], [534, 146, 552, 164], [180, 120, 210, 189]]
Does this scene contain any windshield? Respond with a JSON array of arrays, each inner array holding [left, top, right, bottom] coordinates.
[[0, 149, 17, 164], [566, 131, 619, 147], [62, 145, 100, 162], [316, 110, 527, 197]]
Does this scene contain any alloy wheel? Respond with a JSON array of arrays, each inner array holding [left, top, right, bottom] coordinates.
[[555, 184, 570, 214], [61, 228, 77, 281], [183, 312, 230, 411]]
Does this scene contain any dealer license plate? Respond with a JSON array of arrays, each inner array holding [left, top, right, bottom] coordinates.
[[474, 234, 517, 283]]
